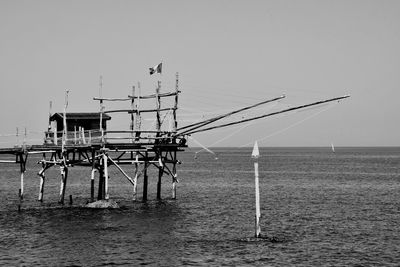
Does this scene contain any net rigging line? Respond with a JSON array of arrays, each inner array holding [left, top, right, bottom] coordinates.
[[194, 101, 280, 153], [183, 82, 269, 102], [188, 135, 217, 158], [181, 88, 267, 109], [177, 95, 286, 136], [239, 102, 339, 148], [181, 95, 349, 136], [195, 122, 254, 155]]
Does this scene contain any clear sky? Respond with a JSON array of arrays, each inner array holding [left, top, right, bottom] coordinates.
[[0, 0, 399, 147]]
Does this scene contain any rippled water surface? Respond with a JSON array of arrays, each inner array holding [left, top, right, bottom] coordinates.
[[1, 147, 400, 266]]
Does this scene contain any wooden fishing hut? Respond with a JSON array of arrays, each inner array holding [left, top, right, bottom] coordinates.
[[45, 112, 111, 145], [0, 73, 186, 204]]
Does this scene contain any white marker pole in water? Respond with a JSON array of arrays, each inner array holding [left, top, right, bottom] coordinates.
[[252, 141, 261, 238]]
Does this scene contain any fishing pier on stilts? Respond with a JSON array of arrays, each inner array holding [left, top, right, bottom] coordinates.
[[0, 69, 350, 206], [0, 73, 185, 204]]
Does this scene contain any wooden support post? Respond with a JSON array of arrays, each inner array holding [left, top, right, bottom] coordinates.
[[172, 151, 177, 200], [20, 172, 24, 200], [155, 83, 161, 142], [23, 127, 27, 150], [131, 85, 135, 143], [173, 72, 179, 135], [157, 156, 162, 200], [103, 153, 109, 200], [81, 127, 86, 144], [133, 163, 138, 201], [90, 149, 96, 202], [53, 126, 57, 145], [59, 165, 68, 204], [142, 152, 148, 202], [38, 155, 46, 201], [19, 154, 25, 200], [62, 90, 69, 146], [172, 74, 179, 198], [18, 196, 21, 212], [74, 126, 77, 144], [172, 176, 177, 200], [38, 171, 45, 201], [99, 75, 105, 144], [135, 82, 141, 142], [98, 158, 104, 200], [16, 127, 19, 147]]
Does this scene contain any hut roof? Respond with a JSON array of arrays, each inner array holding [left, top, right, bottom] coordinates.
[[50, 112, 111, 121]]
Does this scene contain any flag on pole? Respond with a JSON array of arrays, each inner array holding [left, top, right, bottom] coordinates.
[[149, 63, 162, 75]]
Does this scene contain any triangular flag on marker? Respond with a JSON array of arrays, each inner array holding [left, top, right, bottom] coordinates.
[[251, 141, 260, 158], [149, 63, 162, 75]]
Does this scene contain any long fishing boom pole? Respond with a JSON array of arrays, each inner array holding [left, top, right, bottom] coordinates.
[[177, 95, 286, 136], [180, 95, 350, 136]]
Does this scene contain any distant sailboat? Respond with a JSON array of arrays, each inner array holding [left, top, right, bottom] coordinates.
[[331, 143, 335, 153]]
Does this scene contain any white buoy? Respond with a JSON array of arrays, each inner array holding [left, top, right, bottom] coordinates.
[[252, 141, 261, 238]]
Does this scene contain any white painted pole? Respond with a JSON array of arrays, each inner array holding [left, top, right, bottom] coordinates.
[[172, 174, 177, 199], [133, 163, 138, 201], [38, 155, 46, 201], [59, 165, 68, 204], [53, 126, 57, 145], [19, 154, 25, 200], [252, 141, 261, 238], [59, 166, 64, 202], [82, 127, 86, 144], [74, 126, 77, 144], [38, 169, 45, 201], [133, 154, 139, 201], [91, 168, 96, 200], [20, 171, 24, 200], [103, 153, 109, 200]]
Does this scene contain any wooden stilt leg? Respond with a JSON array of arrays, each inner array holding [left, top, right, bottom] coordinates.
[[90, 149, 96, 202], [59, 165, 68, 204], [97, 158, 104, 200], [157, 166, 162, 200], [38, 154, 46, 202], [133, 162, 138, 201], [102, 170, 106, 199], [91, 169, 95, 202], [104, 153, 109, 200], [172, 176, 177, 200], [142, 154, 148, 202], [38, 169, 45, 202], [20, 172, 24, 200], [172, 151, 177, 200], [19, 154, 25, 200]]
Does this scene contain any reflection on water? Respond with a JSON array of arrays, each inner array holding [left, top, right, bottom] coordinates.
[[0, 147, 400, 265]]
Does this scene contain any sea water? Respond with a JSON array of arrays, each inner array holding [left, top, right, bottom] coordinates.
[[0, 147, 399, 266]]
